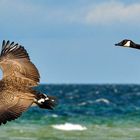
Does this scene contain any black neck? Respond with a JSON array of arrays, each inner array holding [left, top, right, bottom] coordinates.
[[131, 43, 140, 50]]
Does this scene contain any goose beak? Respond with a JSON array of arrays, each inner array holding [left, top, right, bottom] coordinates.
[[115, 42, 121, 46]]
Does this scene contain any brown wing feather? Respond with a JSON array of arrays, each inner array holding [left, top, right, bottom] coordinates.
[[0, 92, 34, 125], [0, 40, 40, 86]]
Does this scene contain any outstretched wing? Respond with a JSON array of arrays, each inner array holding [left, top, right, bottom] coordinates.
[[0, 40, 40, 86], [0, 90, 34, 125]]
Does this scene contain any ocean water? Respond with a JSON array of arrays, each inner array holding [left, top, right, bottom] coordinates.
[[1, 84, 140, 140]]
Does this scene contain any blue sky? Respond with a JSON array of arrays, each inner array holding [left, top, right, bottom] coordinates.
[[1, 0, 140, 84]]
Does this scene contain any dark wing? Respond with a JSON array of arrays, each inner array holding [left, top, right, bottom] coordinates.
[[0, 91, 34, 125], [0, 40, 40, 86]]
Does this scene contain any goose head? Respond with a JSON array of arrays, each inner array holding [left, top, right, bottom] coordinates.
[[115, 39, 134, 47]]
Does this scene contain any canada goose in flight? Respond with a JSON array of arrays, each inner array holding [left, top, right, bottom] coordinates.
[[0, 40, 57, 125], [115, 39, 140, 49]]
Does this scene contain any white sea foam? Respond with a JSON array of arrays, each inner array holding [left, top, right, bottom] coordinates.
[[52, 114, 58, 118], [78, 102, 87, 106], [52, 123, 87, 131], [95, 98, 110, 104]]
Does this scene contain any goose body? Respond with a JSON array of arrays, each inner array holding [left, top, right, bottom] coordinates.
[[0, 40, 57, 125]]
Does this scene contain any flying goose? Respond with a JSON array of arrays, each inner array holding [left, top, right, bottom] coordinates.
[[0, 40, 57, 125], [115, 39, 140, 49]]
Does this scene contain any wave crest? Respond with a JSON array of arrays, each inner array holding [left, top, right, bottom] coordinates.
[[52, 123, 87, 131]]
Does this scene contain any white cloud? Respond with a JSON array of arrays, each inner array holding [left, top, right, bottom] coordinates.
[[0, 0, 140, 26], [85, 1, 140, 25], [40, 1, 140, 25]]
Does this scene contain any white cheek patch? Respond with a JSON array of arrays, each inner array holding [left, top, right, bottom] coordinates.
[[124, 41, 130, 47], [38, 98, 45, 104]]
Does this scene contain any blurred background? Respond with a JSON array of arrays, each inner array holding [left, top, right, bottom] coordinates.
[[1, 0, 140, 140]]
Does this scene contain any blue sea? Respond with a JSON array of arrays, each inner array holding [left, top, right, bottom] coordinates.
[[1, 84, 140, 140]]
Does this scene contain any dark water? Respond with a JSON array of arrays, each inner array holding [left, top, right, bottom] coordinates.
[[1, 84, 140, 140]]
